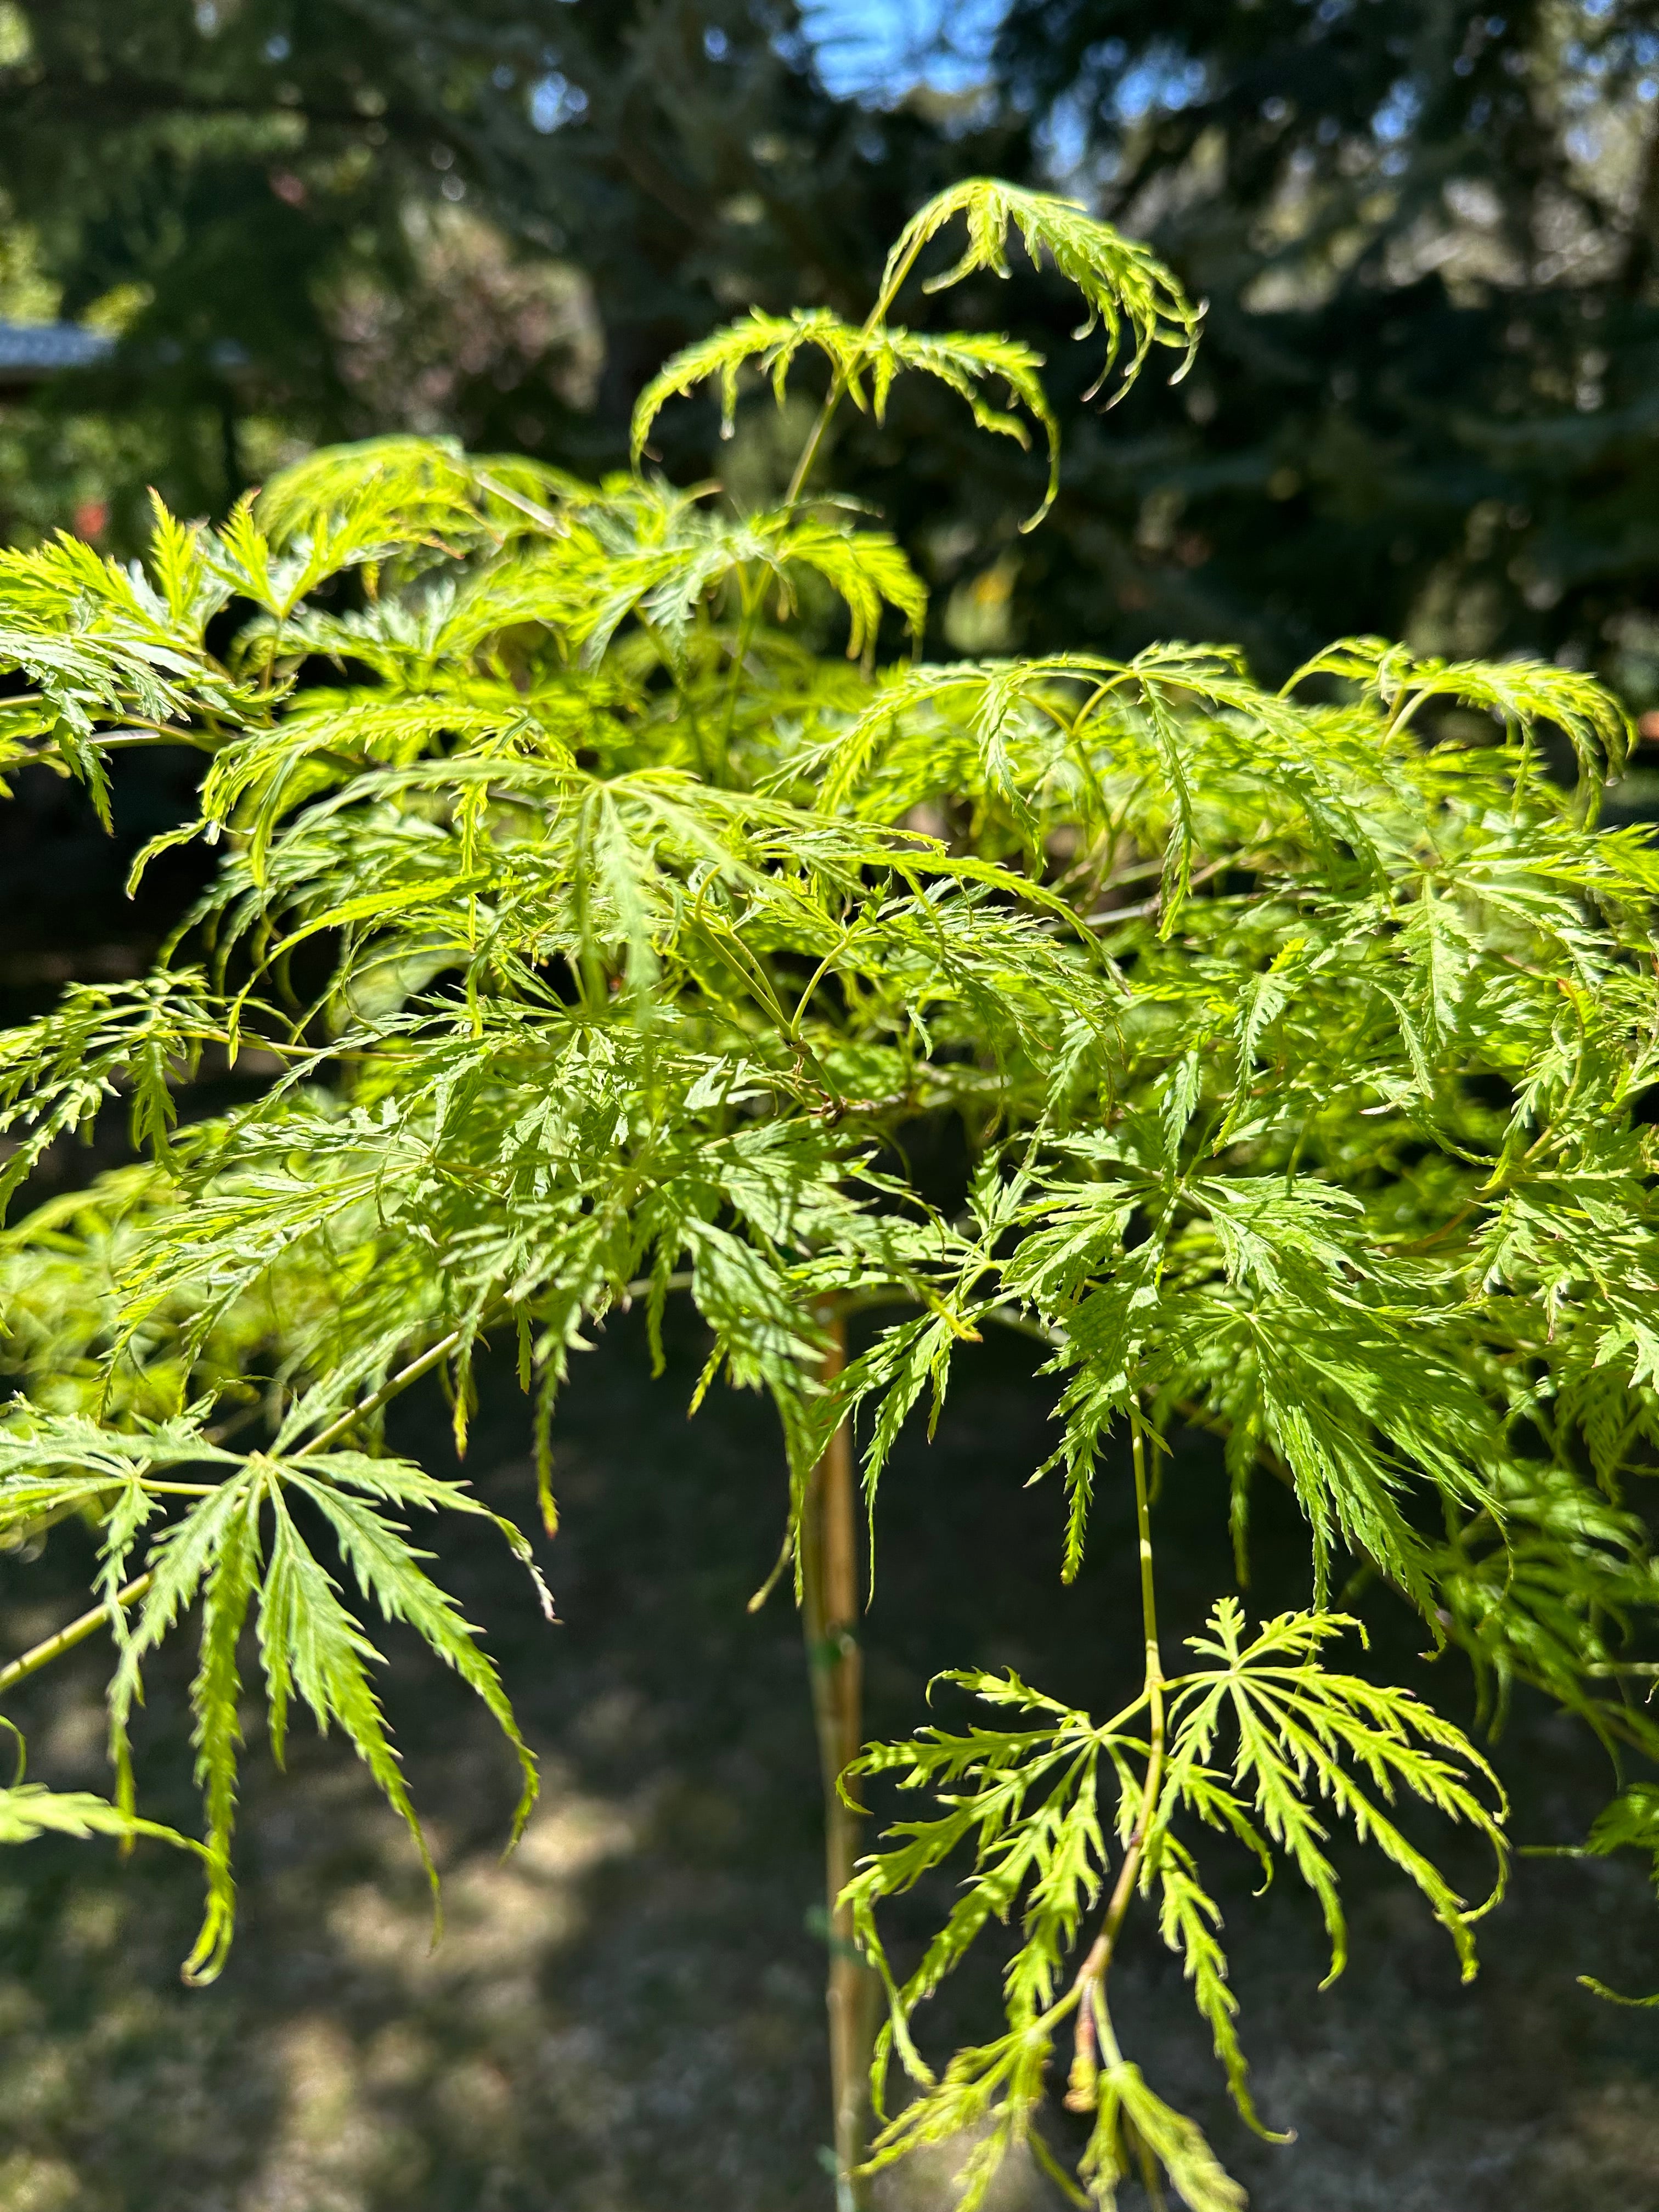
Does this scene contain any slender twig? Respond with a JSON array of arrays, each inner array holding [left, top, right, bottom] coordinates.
[[715, 571, 766, 775], [0, 1274, 698, 1703], [0, 1575, 153, 1700], [297, 1328, 468, 1457], [80, 727, 221, 753], [1065, 1400, 1166, 2108], [979, 1302, 1062, 1347], [782, 223, 934, 511], [473, 471, 567, 537]]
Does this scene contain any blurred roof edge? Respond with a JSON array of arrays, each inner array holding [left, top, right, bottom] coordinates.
[[0, 321, 117, 391]]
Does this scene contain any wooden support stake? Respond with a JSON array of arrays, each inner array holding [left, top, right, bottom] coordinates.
[[799, 1307, 879, 2211]]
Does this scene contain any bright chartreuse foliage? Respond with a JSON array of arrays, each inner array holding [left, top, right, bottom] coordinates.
[[844, 1596, 1504, 2206], [0, 179, 1656, 2207]]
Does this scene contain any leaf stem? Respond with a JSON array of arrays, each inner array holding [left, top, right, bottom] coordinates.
[[297, 1326, 468, 1456], [716, 569, 765, 770], [783, 386, 846, 511], [1065, 1398, 1165, 2107], [1132, 1402, 1164, 1685], [783, 225, 932, 511]]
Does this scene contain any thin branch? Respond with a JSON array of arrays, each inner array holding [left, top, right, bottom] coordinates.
[[1065, 1399, 1166, 2108], [0, 1575, 152, 1700], [0, 1271, 702, 1701]]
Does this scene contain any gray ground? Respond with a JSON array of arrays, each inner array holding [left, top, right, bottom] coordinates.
[[1, 1313, 1656, 2212]]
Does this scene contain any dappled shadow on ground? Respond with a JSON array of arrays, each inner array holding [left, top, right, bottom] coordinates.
[[1, 1313, 1657, 2211]]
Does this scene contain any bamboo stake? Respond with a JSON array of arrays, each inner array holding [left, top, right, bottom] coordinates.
[[799, 1306, 879, 2211]]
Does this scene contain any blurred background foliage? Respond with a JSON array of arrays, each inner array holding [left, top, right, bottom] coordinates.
[[0, 0, 1656, 686]]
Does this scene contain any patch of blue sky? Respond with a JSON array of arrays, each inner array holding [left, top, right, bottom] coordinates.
[[797, 0, 1009, 105]]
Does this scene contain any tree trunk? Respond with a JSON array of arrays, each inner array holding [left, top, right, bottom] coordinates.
[[799, 1306, 880, 2211]]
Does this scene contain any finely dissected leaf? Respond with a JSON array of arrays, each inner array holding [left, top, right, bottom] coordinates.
[[848, 1600, 1502, 2204], [636, 313, 1063, 529], [0, 1413, 543, 1980], [880, 180, 1202, 400], [1082, 2061, 1246, 2212], [1575, 1778, 1659, 2008], [1586, 1782, 1659, 1877], [1163, 1600, 1508, 1985], [0, 1784, 205, 1858], [1575, 1785, 1659, 2001]]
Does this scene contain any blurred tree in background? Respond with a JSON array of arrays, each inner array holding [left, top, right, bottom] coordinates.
[[0, 0, 1019, 538], [994, 0, 1659, 699], [1, 1, 1656, 678]]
